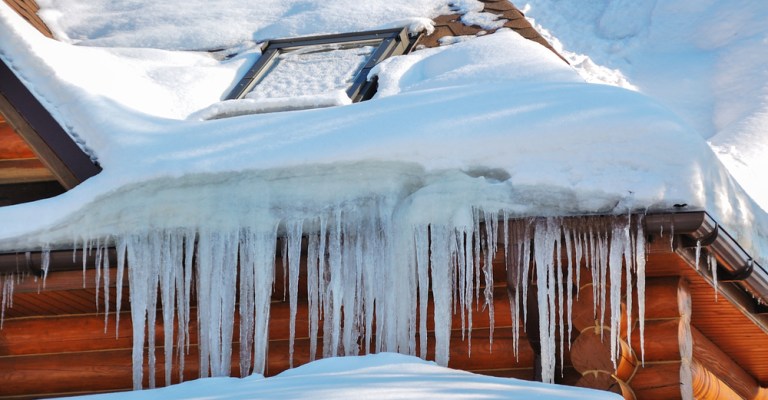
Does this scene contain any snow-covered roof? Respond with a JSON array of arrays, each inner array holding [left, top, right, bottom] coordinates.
[[2, 2, 768, 398], [1, 0, 766, 261]]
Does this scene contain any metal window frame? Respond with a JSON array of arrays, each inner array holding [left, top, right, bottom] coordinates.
[[225, 27, 418, 103]]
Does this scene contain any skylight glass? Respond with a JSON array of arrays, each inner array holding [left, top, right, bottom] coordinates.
[[224, 28, 420, 112], [244, 42, 378, 100]]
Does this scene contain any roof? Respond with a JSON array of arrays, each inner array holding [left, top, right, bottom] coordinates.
[[1, 1, 768, 398]]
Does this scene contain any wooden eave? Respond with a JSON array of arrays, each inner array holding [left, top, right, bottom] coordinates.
[[0, 58, 101, 195], [1, 0, 53, 38]]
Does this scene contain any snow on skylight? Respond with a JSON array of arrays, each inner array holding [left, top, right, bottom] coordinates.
[[245, 44, 375, 100]]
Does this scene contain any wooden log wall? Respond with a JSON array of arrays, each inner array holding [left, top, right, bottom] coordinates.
[[0, 247, 542, 398], [569, 277, 637, 399], [627, 277, 765, 400]]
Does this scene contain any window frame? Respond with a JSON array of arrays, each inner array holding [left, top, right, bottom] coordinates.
[[225, 27, 419, 103]]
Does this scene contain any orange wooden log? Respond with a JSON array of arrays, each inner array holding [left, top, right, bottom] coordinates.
[[575, 372, 634, 399], [691, 328, 760, 400], [628, 320, 761, 400], [690, 359, 743, 400], [630, 362, 685, 400], [570, 328, 637, 382]]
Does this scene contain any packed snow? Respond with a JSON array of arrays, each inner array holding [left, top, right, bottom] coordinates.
[[521, 0, 768, 211], [59, 353, 620, 400], [1, 0, 767, 397]]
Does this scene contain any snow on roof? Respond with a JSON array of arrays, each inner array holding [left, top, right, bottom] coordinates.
[[64, 353, 619, 400], [2, 0, 766, 259], [522, 0, 768, 215]]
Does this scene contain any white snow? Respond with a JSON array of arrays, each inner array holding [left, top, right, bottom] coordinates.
[[521, 0, 768, 211], [244, 44, 375, 100], [0, 0, 767, 397], [58, 353, 620, 400]]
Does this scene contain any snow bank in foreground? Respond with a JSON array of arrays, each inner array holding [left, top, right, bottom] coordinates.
[[62, 353, 620, 400]]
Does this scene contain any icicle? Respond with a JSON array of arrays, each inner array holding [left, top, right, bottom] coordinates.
[[695, 240, 701, 270], [456, 230, 467, 342], [520, 221, 531, 327], [103, 241, 111, 333], [249, 226, 278, 375], [533, 218, 557, 384], [555, 227, 564, 375], [340, 218, 359, 357], [41, 247, 50, 289], [624, 222, 634, 353], [473, 210, 481, 312], [281, 238, 288, 302], [83, 239, 92, 288], [564, 226, 574, 349], [146, 233, 161, 389], [115, 239, 127, 339], [177, 230, 195, 381], [482, 210, 497, 349], [430, 225, 454, 366], [415, 225, 430, 359], [365, 208, 386, 356], [598, 230, 608, 337], [670, 223, 675, 252], [196, 230, 239, 378], [95, 239, 102, 311], [710, 253, 718, 301], [238, 229, 255, 376], [125, 234, 150, 390], [306, 231, 320, 362], [159, 231, 181, 386], [574, 231, 583, 300], [286, 220, 303, 367], [608, 224, 625, 368], [1, 275, 13, 328], [635, 216, 647, 365], [326, 212, 343, 358], [47, 201, 654, 393]]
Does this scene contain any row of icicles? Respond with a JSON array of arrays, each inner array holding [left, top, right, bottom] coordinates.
[[1, 211, 652, 389]]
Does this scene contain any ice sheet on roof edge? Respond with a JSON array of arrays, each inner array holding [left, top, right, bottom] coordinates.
[[0, 165, 648, 389]]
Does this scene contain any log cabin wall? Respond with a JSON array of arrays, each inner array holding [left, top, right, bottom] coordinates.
[[570, 238, 768, 400], [3, 219, 768, 399], [0, 246, 546, 399]]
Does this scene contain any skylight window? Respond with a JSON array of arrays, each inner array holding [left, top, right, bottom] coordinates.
[[224, 28, 419, 113]]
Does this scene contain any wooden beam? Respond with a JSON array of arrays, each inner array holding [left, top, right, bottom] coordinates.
[[0, 159, 56, 183], [0, 59, 100, 189], [0, 180, 64, 206], [631, 362, 686, 399], [570, 328, 637, 382], [1, 0, 54, 38], [690, 359, 744, 400], [0, 119, 36, 159]]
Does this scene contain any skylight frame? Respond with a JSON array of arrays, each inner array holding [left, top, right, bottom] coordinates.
[[226, 27, 417, 103]]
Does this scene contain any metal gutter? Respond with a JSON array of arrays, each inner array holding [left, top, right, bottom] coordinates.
[[2, 211, 766, 325], [645, 211, 768, 331]]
